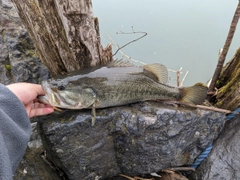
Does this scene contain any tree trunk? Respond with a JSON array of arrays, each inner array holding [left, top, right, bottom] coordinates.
[[208, 2, 240, 99], [214, 48, 240, 111], [11, 0, 112, 76]]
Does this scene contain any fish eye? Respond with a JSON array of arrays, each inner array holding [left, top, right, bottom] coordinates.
[[58, 85, 65, 91]]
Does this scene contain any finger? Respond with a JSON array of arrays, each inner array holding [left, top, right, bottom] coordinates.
[[32, 84, 45, 96], [29, 107, 54, 118], [32, 102, 45, 108], [32, 102, 53, 108]]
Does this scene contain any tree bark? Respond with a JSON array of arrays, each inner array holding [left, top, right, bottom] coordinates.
[[214, 48, 240, 111], [208, 2, 240, 99], [11, 0, 112, 76]]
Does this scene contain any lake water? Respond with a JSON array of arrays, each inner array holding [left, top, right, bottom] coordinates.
[[92, 0, 240, 86]]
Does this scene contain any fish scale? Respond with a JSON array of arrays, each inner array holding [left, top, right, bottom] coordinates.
[[81, 74, 180, 108]]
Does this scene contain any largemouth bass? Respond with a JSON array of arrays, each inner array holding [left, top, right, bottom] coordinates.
[[39, 60, 208, 125]]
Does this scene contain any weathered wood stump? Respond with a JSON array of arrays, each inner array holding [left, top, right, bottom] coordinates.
[[214, 48, 240, 111], [11, 0, 112, 76]]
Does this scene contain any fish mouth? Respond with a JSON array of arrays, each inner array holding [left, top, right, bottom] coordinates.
[[41, 81, 73, 109], [38, 95, 63, 111], [40, 81, 84, 109], [38, 95, 50, 104]]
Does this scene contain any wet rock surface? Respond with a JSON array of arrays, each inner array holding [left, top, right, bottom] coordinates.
[[189, 113, 240, 180], [38, 102, 226, 179]]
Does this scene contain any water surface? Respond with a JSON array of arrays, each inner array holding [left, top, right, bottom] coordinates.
[[92, 0, 240, 86]]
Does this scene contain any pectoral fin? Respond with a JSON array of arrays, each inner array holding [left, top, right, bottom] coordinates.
[[79, 88, 97, 126], [143, 63, 168, 84]]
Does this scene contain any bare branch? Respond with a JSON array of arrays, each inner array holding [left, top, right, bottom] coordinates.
[[112, 26, 147, 56], [164, 167, 195, 172], [176, 67, 182, 87], [181, 70, 189, 86], [208, 2, 240, 100], [108, 34, 146, 65]]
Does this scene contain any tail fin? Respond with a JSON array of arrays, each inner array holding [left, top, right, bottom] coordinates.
[[179, 83, 208, 105]]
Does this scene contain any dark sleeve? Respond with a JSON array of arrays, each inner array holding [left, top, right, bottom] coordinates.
[[0, 84, 31, 179]]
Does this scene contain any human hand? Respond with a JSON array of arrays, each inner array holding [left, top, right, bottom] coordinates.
[[6, 82, 54, 118]]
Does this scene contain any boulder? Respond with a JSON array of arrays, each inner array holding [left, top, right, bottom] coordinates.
[[0, 0, 50, 85], [189, 112, 240, 180], [38, 102, 226, 179]]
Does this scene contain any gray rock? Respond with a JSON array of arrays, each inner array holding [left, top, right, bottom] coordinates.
[[0, 0, 13, 9], [0, 0, 50, 85], [38, 102, 226, 180], [14, 122, 62, 180], [189, 113, 240, 180]]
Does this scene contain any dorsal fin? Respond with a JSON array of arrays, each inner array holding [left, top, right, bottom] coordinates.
[[143, 63, 168, 84], [107, 59, 135, 68]]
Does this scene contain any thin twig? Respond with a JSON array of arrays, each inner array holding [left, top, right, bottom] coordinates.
[[176, 67, 182, 87], [168, 68, 189, 87], [182, 102, 231, 113], [195, 105, 231, 113], [112, 26, 147, 56], [180, 70, 189, 87], [119, 174, 134, 180], [119, 174, 154, 180], [162, 100, 231, 114], [108, 34, 146, 65], [165, 167, 195, 172]]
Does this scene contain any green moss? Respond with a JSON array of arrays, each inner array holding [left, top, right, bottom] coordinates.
[[215, 79, 221, 87], [214, 48, 240, 109], [5, 64, 11, 71], [215, 100, 223, 107], [217, 68, 240, 98], [217, 85, 229, 97]]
